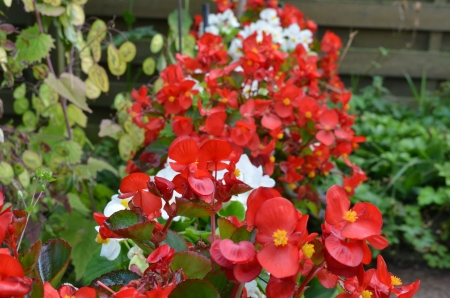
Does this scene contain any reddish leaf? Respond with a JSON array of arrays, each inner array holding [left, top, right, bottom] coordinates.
[[175, 198, 215, 218]]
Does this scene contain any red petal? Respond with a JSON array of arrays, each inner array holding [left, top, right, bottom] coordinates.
[[75, 287, 96, 298], [361, 240, 372, 264], [210, 240, 233, 268], [341, 203, 382, 240], [246, 188, 281, 228], [324, 235, 363, 267], [147, 244, 171, 263], [187, 176, 214, 196], [43, 282, 60, 298], [266, 275, 296, 298], [219, 239, 255, 264], [0, 212, 13, 244], [325, 185, 349, 225], [257, 243, 299, 278], [316, 130, 335, 146], [317, 269, 338, 289], [367, 235, 389, 250], [0, 190, 3, 206], [233, 256, 262, 282], [376, 255, 392, 287], [200, 139, 232, 167], [168, 136, 198, 165], [261, 113, 282, 130], [394, 280, 421, 298], [58, 284, 76, 297], [324, 250, 361, 278], [319, 109, 338, 128], [132, 190, 163, 216], [0, 254, 24, 278], [254, 198, 297, 239], [120, 173, 150, 193], [205, 115, 225, 136]]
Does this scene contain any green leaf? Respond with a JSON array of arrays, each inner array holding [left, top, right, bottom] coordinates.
[[54, 141, 83, 164], [170, 251, 212, 279], [230, 226, 253, 243], [418, 186, 446, 206], [87, 157, 119, 177], [218, 201, 245, 221], [36, 3, 65, 16], [89, 270, 141, 290], [156, 54, 167, 73], [218, 218, 237, 240], [105, 210, 156, 241], [168, 9, 193, 37], [67, 193, 90, 216], [44, 73, 92, 113], [98, 119, 122, 138], [169, 279, 219, 298], [37, 239, 72, 287], [176, 197, 216, 218], [142, 57, 156, 76], [13, 83, 26, 99], [29, 278, 44, 298], [161, 230, 188, 252], [110, 26, 156, 45], [118, 134, 133, 161], [84, 243, 130, 284], [67, 104, 87, 127], [0, 161, 14, 185], [22, 110, 38, 129], [22, 150, 43, 170], [15, 24, 55, 63], [150, 34, 164, 53], [203, 270, 235, 298], [20, 240, 42, 275], [13, 97, 29, 114]]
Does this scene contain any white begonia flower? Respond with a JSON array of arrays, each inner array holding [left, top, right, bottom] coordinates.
[[228, 38, 244, 61], [0, 128, 4, 144], [128, 245, 149, 273], [245, 280, 266, 298], [242, 80, 259, 98], [259, 8, 280, 26], [216, 154, 275, 207], [298, 29, 313, 49], [95, 226, 121, 261], [103, 194, 132, 217], [204, 9, 240, 36], [205, 25, 220, 36]]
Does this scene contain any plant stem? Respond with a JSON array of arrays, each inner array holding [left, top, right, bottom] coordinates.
[[231, 282, 245, 298], [177, 0, 183, 54], [295, 264, 324, 298], [17, 190, 44, 250]]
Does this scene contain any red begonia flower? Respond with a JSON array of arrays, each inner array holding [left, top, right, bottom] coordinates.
[[172, 116, 193, 137], [254, 197, 300, 278], [245, 187, 281, 228], [120, 173, 150, 194], [316, 110, 339, 146], [131, 190, 163, 217], [266, 275, 297, 298], [0, 254, 32, 297], [317, 268, 338, 289]]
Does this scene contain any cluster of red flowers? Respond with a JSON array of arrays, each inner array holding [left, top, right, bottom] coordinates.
[[88, 136, 420, 298], [125, 2, 367, 206]]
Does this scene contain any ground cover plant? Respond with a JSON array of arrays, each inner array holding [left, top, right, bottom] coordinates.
[[0, 0, 421, 297]]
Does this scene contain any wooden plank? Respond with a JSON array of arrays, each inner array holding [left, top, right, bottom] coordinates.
[[84, 0, 450, 31], [339, 49, 450, 80], [428, 0, 446, 50]]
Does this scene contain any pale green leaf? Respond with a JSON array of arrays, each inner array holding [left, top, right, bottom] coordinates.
[[15, 25, 55, 63], [36, 3, 65, 16], [87, 157, 118, 177], [67, 193, 90, 216], [67, 104, 87, 128]]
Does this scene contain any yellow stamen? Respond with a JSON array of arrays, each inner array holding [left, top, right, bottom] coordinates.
[[361, 290, 372, 298], [324, 125, 330, 131], [305, 111, 312, 118], [308, 171, 315, 178], [96, 234, 110, 245], [221, 98, 228, 103], [247, 60, 253, 66], [283, 98, 291, 106], [277, 133, 284, 139], [168, 96, 175, 102], [342, 153, 348, 159], [391, 276, 402, 286], [272, 229, 288, 246], [185, 91, 191, 97], [344, 210, 358, 223], [233, 168, 241, 177], [344, 186, 352, 193], [120, 199, 129, 208], [345, 104, 350, 110], [323, 171, 329, 176], [64, 296, 75, 298], [302, 243, 315, 259], [316, 151, 322, 157], [269, 156, 275, 163], [288, 183, 296, 190]]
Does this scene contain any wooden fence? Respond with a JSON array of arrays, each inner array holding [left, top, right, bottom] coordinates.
[[2, 0, 450, 122]]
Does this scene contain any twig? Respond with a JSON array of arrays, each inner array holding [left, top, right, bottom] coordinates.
[[177, 0, 183, 54], [337, 30, 358, 69], [235, 0, 247, 18]]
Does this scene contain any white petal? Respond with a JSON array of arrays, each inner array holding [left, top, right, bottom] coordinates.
[[104, 200, 126, 217], [261, 175, 276, 187], [100, 239, 121, 260]]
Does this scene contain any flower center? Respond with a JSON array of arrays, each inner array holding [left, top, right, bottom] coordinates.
[[277, 133, 284, 139], [96, 234, 110, 245], [305, 111, 312, 118], [247, 60, 253, 66], [185, 91, 191, 97], [120, 199, 129, 208], [361, 290, 372, 298], [344, 186, 352, 193], [308, 171, 315, 178], [302, 243, 315, 259], [283, 98, 291, 106], [391, 276, 402, 286], [221, 97, 228, 103], [324, 125, 330, 130], [272, 229, 288, 246], [168, 96, 175, 102], [64, 296, 75, 298], [288, 183, 296, 190], [344, 210, 358, 223], [233, 168, 241, 177], [269, 156, 275, 163]]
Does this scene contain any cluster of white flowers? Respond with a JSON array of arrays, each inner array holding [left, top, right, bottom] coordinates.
[[202, 8, 313, 61]]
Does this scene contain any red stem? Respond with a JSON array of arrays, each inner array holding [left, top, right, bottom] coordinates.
[[295, 264, 325, 298]]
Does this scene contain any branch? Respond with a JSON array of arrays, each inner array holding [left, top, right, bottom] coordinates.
[[337, 30, 358, 69]]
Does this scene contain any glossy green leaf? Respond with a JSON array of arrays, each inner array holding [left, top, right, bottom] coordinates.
[[170, 251, 212, 279], [161, 229, 188, 252], [37, 239, 72, 287], [83, 243, 130, 284], [90, 270, 141, 290], [218, 201, 245, 221], [29, 278, 44, 298], [176, 197, 216, 218], [230, 226, 253, 243], [218, 218, 238, 240], [20, 240, 42, 275], [169, 279, 219, 298], [105, 210, 156, 241], [204, 270, 234, 298]]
